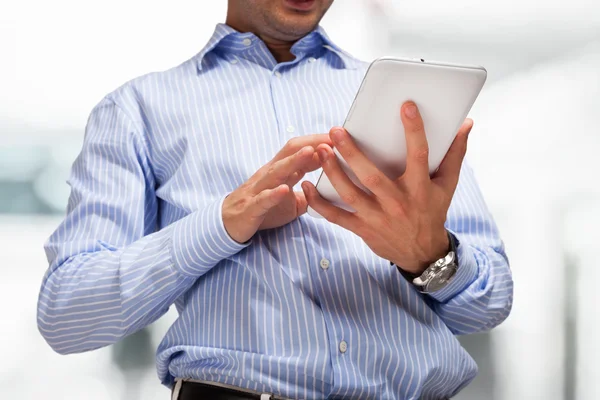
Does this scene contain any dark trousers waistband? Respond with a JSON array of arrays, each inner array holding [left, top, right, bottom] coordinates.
[[172, 379, 289, 400]]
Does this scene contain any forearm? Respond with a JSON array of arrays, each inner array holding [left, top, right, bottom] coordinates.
[[37, 198, 247, 354], [423, 162, 513, 334], [37, 225, 188, 354]]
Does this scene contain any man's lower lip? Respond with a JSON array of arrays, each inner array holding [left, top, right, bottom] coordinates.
[[284, 0, 316, 11]]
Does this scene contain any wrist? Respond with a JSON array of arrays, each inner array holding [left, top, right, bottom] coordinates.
[[222, 194, 255, 244], [427, 230, 451, 265], [399, 230, 450, 275], [172, 196, 250, 277], [396, 231, 460, 294]]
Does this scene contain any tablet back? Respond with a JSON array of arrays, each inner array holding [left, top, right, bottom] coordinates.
[[308, 57, 487, 217]]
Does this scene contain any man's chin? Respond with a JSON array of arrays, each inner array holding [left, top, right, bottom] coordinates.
[[271, 16, 320, 39]]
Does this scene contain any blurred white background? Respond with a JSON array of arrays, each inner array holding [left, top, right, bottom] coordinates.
[[1, 0, 599, 399]]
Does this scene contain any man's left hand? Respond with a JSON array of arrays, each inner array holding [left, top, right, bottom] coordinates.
[[302, 102, 474, 275]]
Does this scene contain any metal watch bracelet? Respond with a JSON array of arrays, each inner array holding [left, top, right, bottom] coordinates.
[[393, 231, 459, 293]]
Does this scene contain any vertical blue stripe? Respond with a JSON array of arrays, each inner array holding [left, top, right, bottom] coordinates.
[[37, 23, 513, 400]]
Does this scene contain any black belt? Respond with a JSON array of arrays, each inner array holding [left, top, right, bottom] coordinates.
[[174, 380, 288, 400], [174, 379, 451, 399]]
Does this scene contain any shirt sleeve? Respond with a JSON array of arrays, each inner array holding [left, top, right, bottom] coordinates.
[[37, 96, 248, 355], [425, 162, 514, 335]]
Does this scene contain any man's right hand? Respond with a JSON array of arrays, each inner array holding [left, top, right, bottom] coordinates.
[[222, 134, 332, 244]]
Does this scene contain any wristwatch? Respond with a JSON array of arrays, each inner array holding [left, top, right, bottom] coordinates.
[[396, 231, 459, 293]]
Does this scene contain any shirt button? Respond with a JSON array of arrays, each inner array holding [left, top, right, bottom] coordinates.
[[286, 125, 295, 133], [308, 57, 316, 63], [242, 38, 252, 46], [274, 71, 282, 78], [319, 258, 330, 270], [339, 340, 348, 353]]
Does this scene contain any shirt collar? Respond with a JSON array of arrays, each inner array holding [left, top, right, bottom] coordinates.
[[195, 23, 361, 71]]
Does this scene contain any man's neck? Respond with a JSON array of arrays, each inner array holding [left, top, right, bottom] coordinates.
[[262, 40, 296, 63], [224, 18, 296, 63]]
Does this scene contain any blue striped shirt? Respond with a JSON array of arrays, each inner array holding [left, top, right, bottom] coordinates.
[[37, 23, 513, 400]]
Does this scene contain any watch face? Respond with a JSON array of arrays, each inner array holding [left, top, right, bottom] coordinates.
[[426, 265, 457, 292]]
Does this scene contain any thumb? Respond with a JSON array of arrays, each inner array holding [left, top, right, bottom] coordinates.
[[295, 191, 308, 216], [252, 185, 289, 217]]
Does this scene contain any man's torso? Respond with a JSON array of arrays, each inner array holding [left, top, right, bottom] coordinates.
[[107, 25, 476, 400]]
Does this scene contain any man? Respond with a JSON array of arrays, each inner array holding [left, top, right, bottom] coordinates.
[[37, 0, 513, 399]]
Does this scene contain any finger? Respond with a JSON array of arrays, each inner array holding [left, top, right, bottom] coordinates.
[[302, 181, 360, 232], [317, 144, 373, 212], [400, 101, 430, 185], [273, 134, 333, 161], [287, 152, 321, 188], [251, 184, 289, 217], [294, 191, 308, 216], [253, 146, 315, 193], [328, 127, 396, 198], [432, 119, 473, 193]]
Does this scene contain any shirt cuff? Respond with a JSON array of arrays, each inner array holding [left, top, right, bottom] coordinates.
[[170, 196, 250, 277], [426, 233, 479, 303]]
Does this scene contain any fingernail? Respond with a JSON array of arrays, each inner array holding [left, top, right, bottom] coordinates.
[[404, 104, 418, 119], [317, 148, 328, 162], [331, 128, 344, 142]]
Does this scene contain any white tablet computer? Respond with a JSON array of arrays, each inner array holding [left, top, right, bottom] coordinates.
[[307, 57, 487, 218]]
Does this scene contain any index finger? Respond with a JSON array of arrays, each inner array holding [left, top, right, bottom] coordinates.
[[253, 146, 315, 194], [329, 127, 396, 198], [400, 101, 430, 186], [273, 134, 333, 162]]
